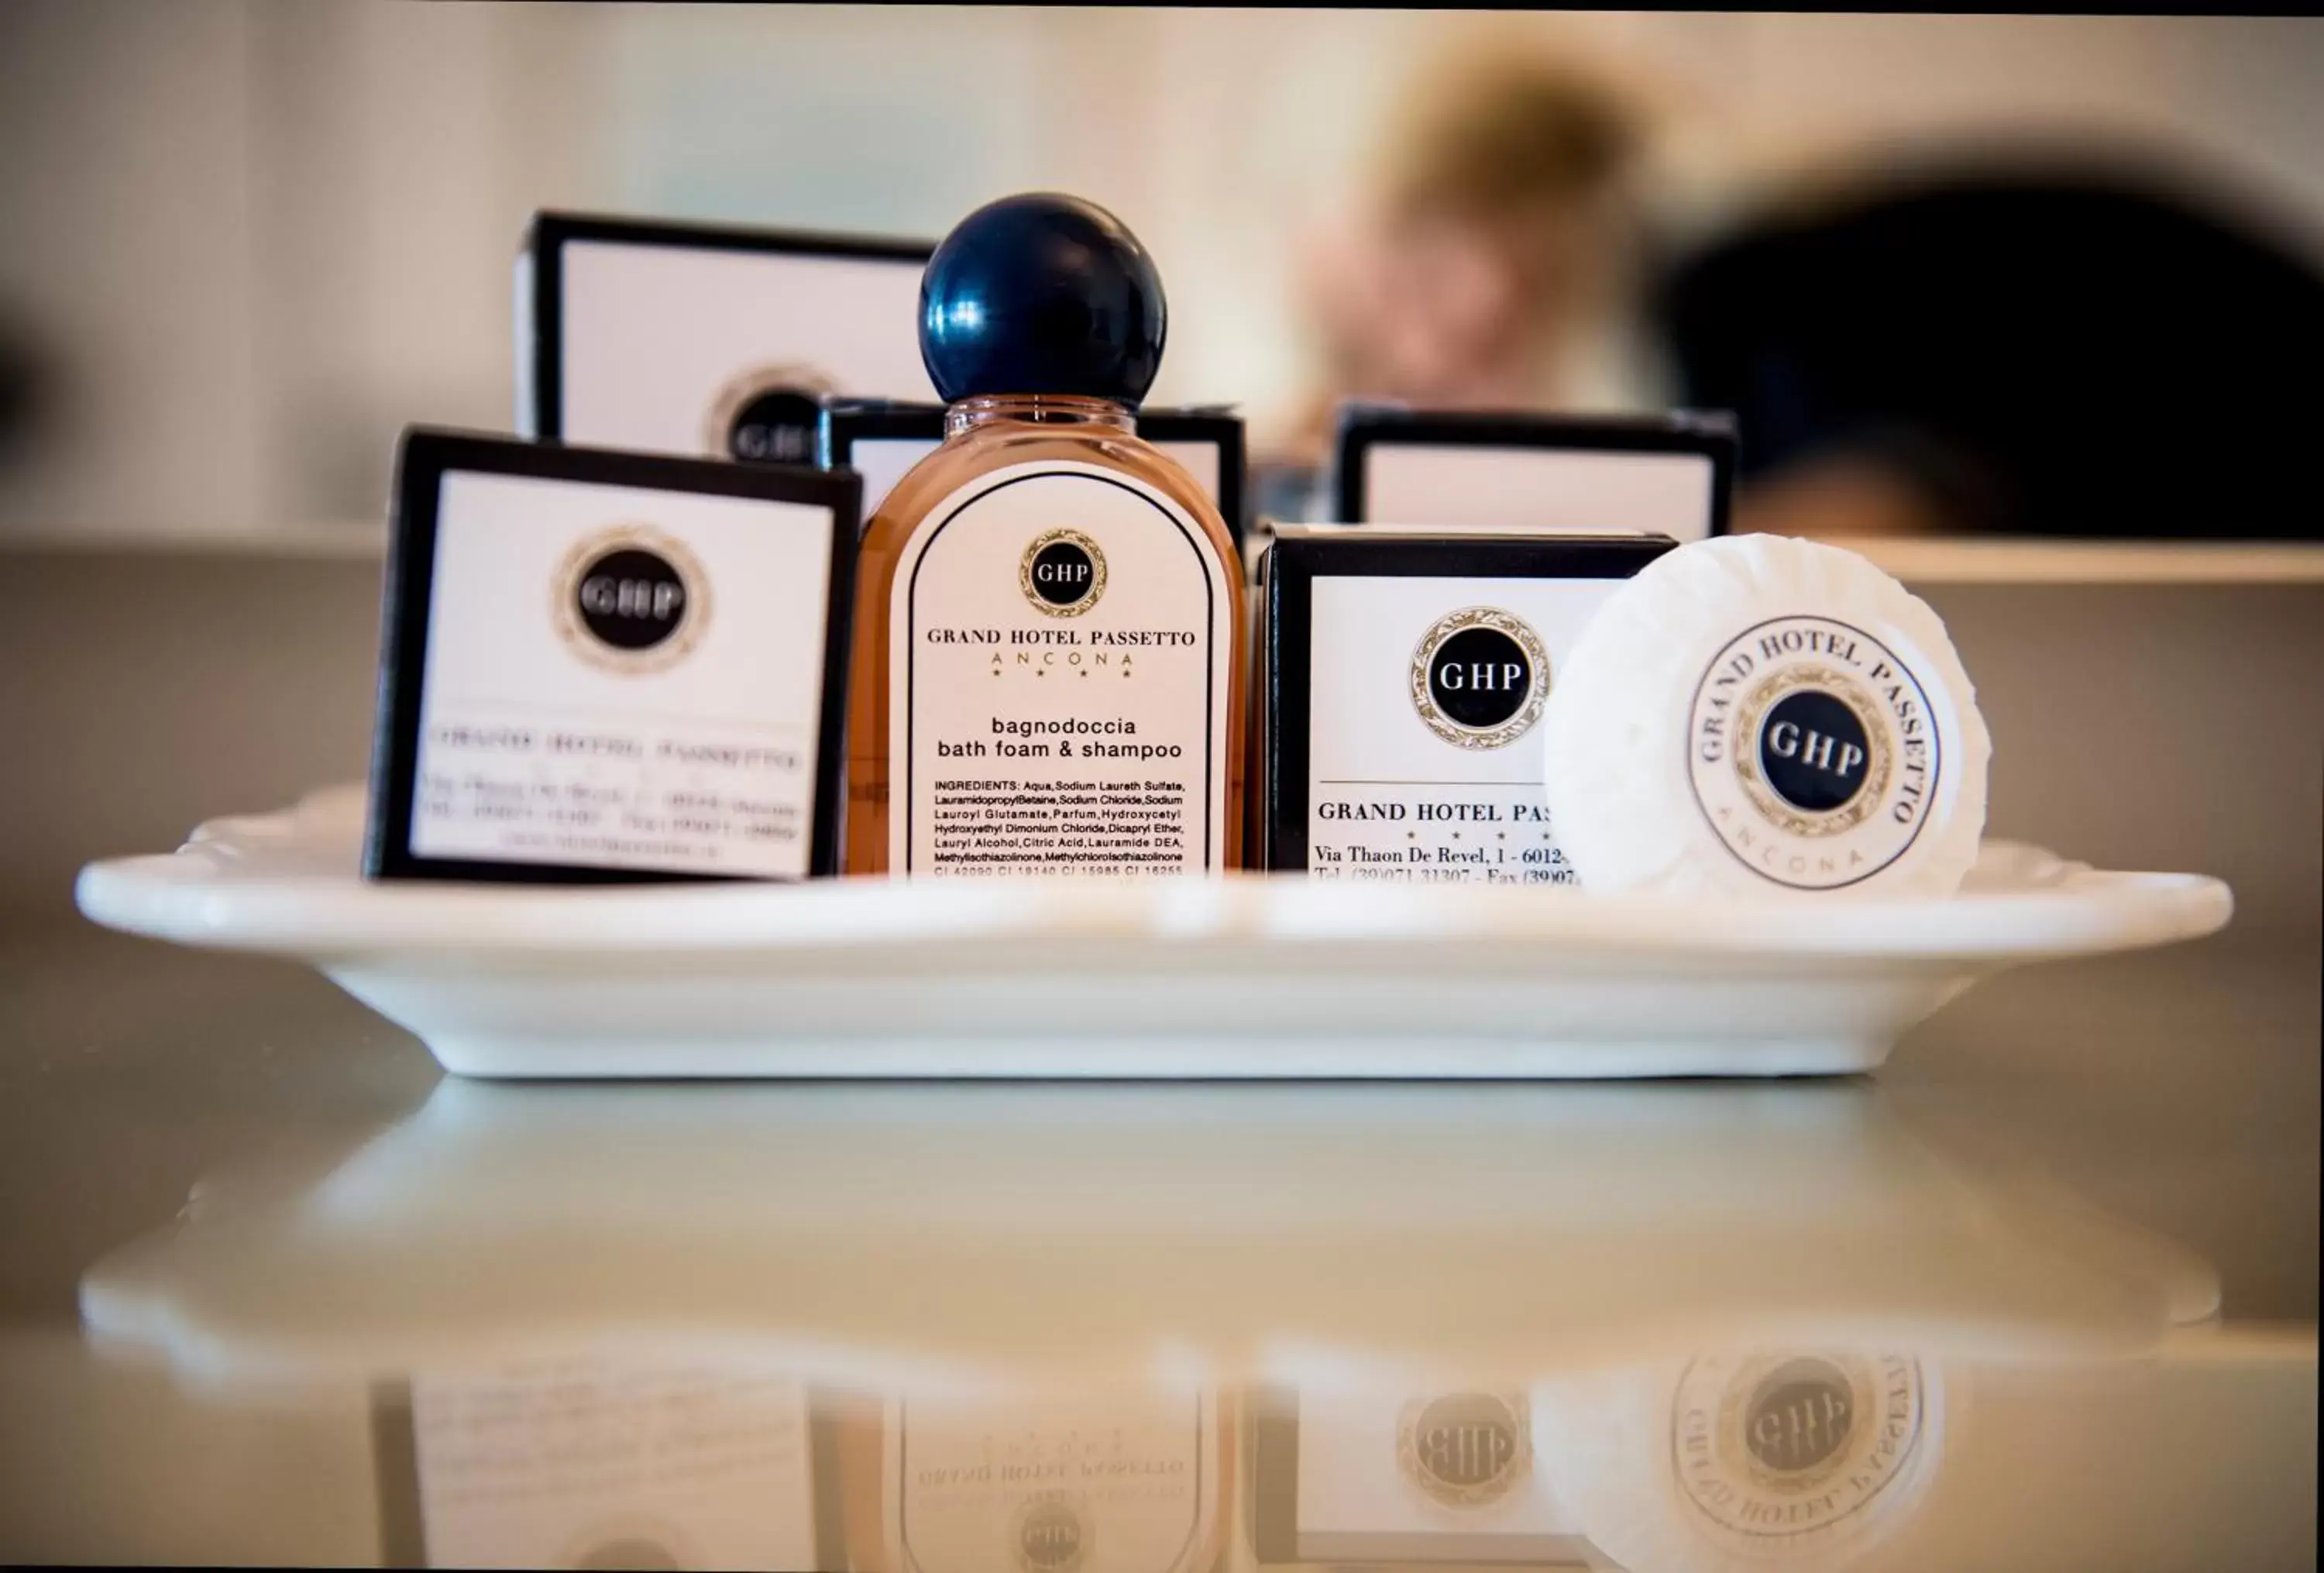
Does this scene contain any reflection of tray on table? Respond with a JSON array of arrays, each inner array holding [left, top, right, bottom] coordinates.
[[79, 1079, 2256, 1569]]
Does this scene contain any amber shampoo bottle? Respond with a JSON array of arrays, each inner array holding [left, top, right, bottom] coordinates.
[[844, 194, 1246, 876]]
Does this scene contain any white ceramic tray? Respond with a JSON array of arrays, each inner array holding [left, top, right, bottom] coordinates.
[[74, 784, 2232, 1080]]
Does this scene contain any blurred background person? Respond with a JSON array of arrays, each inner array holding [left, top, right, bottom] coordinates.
[[7, 7, 2323, 545], [1256, 36, 1657, 521], [1653, 138, 2324, 541], [1260, 26, 2324, 543]]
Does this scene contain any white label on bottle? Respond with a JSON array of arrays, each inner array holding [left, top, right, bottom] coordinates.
[[888, 460, 1233, 876], [409, 470, 836, 877], [882, 1392, 1218, 1573], [1305, 576, 1628, 883]]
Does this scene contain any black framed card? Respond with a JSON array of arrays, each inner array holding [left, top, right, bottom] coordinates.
[[816, 398, 944, 527], [520, 211, 933, 465], [1260, 528, 1674, 875], [366, 427, 861, 883], [1138, 405, 1248, 549], [1332, 404, 1735, 539], [819, 398, 1247, 547]]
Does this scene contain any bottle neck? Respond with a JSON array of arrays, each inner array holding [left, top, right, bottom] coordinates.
[[945, 394, 1134, 439]]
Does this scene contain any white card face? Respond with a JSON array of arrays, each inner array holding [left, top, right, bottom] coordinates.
[[1292, 1389, 1588, 1566], [851, 435, 941, 520], [1150, 440, 1221, 508], [847, 435, 1227, 525], [1361, 444, 1717, 539], [410, 470, 837, 877], [1305, 574, 1631, 884], [410, 1357, 816, 1571], [882, 1392, 1220, 1573], [559, 241, 933, 458]]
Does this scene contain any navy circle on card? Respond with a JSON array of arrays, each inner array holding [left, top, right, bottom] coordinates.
[[575, 546, 689, 652], [1428, 625, 1535, 731], [726, 387, 822, 465], [1408, 608, 1550, 752], [552, 524, 713, 677]]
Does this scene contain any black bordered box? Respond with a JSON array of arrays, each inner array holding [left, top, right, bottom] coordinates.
[[1260, 528, 1673, 874], [816, 399, 945, 527], [1139, 404, 1248, 549], [818, 398, 1249, 547], [1332, 404, 1735, 539], [519, 211, 933, 464], [367, 428, 861, 883]]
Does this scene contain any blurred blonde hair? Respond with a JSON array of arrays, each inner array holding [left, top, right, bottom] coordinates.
[[1276, 33, 1655, 455], [1375, 34, 1647, 233]]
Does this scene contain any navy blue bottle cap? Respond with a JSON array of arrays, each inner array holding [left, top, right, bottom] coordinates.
[[919, 193, 1166, 408]]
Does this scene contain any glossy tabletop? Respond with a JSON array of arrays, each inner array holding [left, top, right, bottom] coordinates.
[[0, 920, 2314, 1571]]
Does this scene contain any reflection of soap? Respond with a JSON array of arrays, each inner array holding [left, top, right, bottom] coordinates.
[[1541, 535, 1990, 897], [1532, 1351, 1946, 1573]]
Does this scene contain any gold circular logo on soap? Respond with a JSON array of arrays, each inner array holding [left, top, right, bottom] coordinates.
[[552, 525, 710, 675], [1672, 1352, 1928, 1547], [1012, 1492, 1090, 1573], [1732, 666, 1892, 838], [1397, 1391, 1532, 1507], [1409, 608, 1549, 750], [1021, 528, 1107, 618], [1686, 615, 1943, 891], [703, 360, 836, 464]]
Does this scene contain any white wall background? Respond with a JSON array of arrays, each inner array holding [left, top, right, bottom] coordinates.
[[4, 2, 2324, 537]]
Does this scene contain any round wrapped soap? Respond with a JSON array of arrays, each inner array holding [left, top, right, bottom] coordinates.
[[1540, 535, 1989, 898]]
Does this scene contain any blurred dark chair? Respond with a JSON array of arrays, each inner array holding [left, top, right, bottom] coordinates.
[[0, 308, 57, 469], [1653, 148, 2324, 540]]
